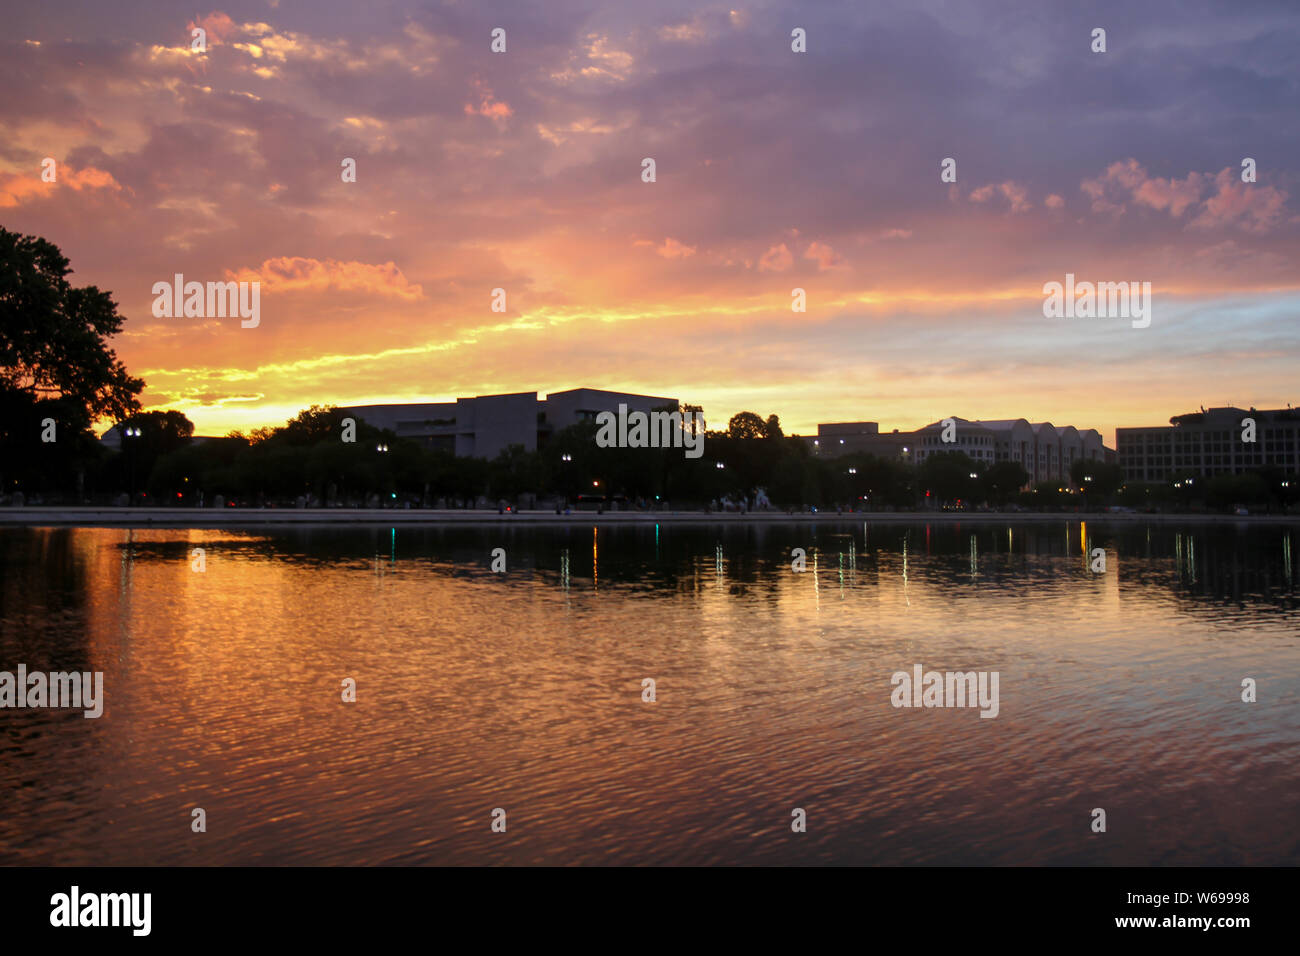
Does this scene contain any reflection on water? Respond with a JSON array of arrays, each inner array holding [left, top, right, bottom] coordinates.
[[1, 520, 1297, 865]]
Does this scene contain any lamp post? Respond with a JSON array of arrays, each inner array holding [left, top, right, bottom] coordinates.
[[376, 443, 389, 508], [559, 453, 573, 510], [124, 425, 141, 505]]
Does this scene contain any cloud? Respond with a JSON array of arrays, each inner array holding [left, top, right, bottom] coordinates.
[[227, 257, 424, 299], [188, 12, 238, 46], [1081, 159, 1288, 231], [1190, 168, 1288, 233], [655, 237, 696, 258], [969, 181, 1032, 213], [758, 243, 793, 272], [804, 241, 841, 270], [0, 164, 122, 207], [464, 80, 513, 123], [658, 20, 707, 43]]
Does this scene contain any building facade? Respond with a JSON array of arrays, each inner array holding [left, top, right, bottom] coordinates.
[[912, 418, 1107, 483], [339, 388, 678, 460], [1116, 406, 1300, 481], [806, 422, 912, 460], [806, 415, 1111, 485]]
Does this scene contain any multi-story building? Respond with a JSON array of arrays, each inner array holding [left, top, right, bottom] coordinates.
[[806, 422, 912, 459], [913, 418, 1107, 482], [808, 416, 1110, 484], [339, 387, 679, 459], [1116, 406, 1300, 481]]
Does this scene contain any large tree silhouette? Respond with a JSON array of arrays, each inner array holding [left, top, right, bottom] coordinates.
[[1, 227, 143, 495], [1, 227, 142, 425]]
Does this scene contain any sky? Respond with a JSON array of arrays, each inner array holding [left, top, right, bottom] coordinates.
[[1, 0, 1298, 446]]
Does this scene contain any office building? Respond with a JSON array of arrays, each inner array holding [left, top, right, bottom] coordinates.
[[339, 387, 679, 459], [1116, 406, 1300, 481]]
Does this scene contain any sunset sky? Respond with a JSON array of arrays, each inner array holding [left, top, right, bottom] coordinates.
[[2, 0, 1297, 446]]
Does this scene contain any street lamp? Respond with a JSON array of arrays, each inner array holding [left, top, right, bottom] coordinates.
[[124, 425, 142, 505]]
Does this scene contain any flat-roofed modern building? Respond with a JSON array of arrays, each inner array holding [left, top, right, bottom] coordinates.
[[806, 422, 912, 459], [339, 388, 678, 460], [1116, 406, 1300, 481]]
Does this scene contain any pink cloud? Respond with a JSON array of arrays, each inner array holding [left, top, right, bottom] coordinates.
[[1190, 168, 1287, 233], [188, 12, 238, 46], [969, 181, 1031, 213], [1080, 159, 1288, 231]]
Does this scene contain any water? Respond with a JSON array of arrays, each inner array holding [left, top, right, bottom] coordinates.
[[1, 520, 1297, 865]]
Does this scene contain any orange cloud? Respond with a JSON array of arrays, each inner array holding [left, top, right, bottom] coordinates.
[[227, 257, 424, 299], [0, 165, 122, 207], [804, 241, 841, 270], [464, 79, 513, 124], [655, 237, 696, 258], [758, 243, 793, 271]]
